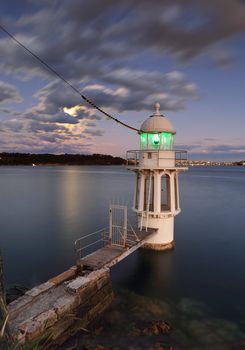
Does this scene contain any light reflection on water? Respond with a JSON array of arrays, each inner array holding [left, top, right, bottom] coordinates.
[[0, 165, 134, 286], [0, 165, 245, 340]]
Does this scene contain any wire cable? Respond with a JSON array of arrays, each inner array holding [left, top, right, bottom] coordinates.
[[0, 24, 140, 132]]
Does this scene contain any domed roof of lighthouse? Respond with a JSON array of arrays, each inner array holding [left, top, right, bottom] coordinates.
[[140, 103, 176, 134]]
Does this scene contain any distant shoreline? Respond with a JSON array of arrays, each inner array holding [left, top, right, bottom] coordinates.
[[0, 163, 125, 166], [0, 152, 244, 167], [0, 153, 125, 166]]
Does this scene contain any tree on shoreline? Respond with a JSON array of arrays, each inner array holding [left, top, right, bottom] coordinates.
[[0, 153, 125, 166]]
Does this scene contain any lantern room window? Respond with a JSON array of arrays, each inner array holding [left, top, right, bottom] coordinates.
[[161, 132, 174, 150], [140, 133, 147, 149], [140, 132, 174, 151]]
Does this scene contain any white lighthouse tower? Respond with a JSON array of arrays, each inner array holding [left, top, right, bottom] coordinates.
[[127, 103, 188, 250]]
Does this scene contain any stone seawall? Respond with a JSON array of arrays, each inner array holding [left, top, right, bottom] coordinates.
[[8, 267, 114, 349], [0, 256, 13, 349]]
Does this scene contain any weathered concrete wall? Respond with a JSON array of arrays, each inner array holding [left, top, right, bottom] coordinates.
[[0, 255, 13, 349], [8, 267, 113, 349]]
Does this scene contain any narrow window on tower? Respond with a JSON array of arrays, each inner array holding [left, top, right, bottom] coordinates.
[[174, 173, 179, 210], [134, 173, 140, 210], [161, 174, 171, 211], [144, 175, 154, 211]]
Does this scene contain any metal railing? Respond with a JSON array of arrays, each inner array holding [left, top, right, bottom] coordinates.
[[74, 227, 108, 260], [126, 149, 188, 168], [109, 204, 127, 247], [74, 225, 141, 260], [74, 209, 141, 261]]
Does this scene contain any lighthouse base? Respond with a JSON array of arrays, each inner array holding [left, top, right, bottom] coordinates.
[[143, 240, 175, 251], [138, 215, 175, 249]]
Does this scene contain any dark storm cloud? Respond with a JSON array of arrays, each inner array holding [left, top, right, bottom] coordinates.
[[57, 0, 245, 61], [113, 0, 245, 62], [0, 0, 243, 128], [80, 69, 198, 113], [1, 0, 245, 153], [1, 0, 244, 81], [0, 81, 22, 104], [1, 0, 243, 117]]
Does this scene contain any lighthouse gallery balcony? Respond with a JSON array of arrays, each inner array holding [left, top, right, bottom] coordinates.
[[126, 149, 188, 169]]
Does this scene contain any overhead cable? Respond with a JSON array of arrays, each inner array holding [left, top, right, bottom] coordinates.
[[0, 24, 140, 132]]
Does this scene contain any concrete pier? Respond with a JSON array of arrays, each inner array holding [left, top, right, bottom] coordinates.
[[8, 266, 113, 349], [6, 228, 156, 348], [0, 256, 13, 349]]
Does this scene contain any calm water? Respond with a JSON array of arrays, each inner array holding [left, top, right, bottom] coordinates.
[[0, 165, 245, 344]]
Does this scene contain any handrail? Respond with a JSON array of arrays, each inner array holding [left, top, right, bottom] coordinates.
[[74, 227, 108, 260], [74, 220, 141, 260]]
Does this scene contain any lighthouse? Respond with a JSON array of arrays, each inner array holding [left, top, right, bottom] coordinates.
[[127, 103, 188, 250]]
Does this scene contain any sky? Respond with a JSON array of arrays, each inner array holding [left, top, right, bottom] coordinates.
[[0, 0, 245, 160]]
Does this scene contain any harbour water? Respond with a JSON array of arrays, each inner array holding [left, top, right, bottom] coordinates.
[[0, 165, 245, 348]]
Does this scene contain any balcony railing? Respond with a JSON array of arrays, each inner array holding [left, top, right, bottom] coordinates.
[[126, 149, 188, 168]]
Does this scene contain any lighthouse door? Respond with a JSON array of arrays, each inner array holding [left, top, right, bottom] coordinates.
[[109, 204, 127, 247]]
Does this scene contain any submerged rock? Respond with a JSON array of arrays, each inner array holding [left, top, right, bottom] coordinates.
[[61, 289, 245, 350], [142, 321, 172, 336]]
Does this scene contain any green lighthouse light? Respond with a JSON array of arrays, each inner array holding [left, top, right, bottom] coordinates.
[[152, 134, 160, 145], [140, 132, 174, 150]]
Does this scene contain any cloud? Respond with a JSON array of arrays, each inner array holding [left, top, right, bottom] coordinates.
[[28, 81, 103, 122], [56, 0, 245, 64], [79, 70, 199, 112], [176, 141, 245, 156], [83, 128, 104, 136], [85, 122, 96, 127], [1, 0, 245, 153], [0, 0, 244, 82], [0, 81, 22, 104], [208, 144, 245, 153], [0, 79, 106, 153], [0, 115, 95, 153], [210, 48, 235, 68]]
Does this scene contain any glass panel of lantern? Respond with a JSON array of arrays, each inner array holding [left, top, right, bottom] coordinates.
[[140, 132, 174, 150]]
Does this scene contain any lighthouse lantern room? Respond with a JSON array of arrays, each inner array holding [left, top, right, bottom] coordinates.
[[127, 103, 188, 250]]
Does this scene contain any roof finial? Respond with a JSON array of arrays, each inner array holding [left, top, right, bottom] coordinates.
[[153, 102, 161, 116]]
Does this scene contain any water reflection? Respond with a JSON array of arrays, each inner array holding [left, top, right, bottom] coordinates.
[[0, 166, 134, 286], [0, 165, 245, 336], [112, 248, 176, 299]]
